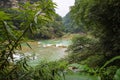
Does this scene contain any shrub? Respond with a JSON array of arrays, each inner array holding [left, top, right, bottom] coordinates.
[[67, 35, 100, 66]]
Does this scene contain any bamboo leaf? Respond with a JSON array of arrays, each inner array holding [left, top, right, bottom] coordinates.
[[3, 21, 17, 40]]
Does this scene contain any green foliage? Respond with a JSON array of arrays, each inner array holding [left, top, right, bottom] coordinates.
[[0, 11, 10, 21], [0, 59, 67, 80], [68, 63, 90, 73], [0, 0, 64, 80], [69, 0, 120, 79], [0, 20, 21, 69], [101, 56, 120, 69], [63, 12, 85, 33], [0, 55, 29, 79], [87, 0, 120, 61], [97, 56, 120, 80], [114, 69, 120, 80], [4, 1, 63, 39], [28, 61, 67, 80], [97, 66, 118, 80], [71, 0, 120, 61], [70, 0, 94, 31], [68, 35, 102, 67], [33, 14, 64, 39], [17, 1, 55, 30], [11, 61, 67, 80]]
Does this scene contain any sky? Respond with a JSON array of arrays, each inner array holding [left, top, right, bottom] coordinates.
[[53, 0, 75, 17]]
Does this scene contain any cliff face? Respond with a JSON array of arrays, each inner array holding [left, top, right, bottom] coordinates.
[[0, 0, 29, 8]]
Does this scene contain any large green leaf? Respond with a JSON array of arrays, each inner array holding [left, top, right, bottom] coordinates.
[[114, 69, 120, 80]]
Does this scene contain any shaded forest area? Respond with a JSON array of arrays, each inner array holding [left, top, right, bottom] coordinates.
[[0, 0, 120, 80]]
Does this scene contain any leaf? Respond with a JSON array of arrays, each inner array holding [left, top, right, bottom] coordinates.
[[0, 11, 10, 20], [3, 21, 17, 40], [25, 42, 32, 49], [101, 56, 120, 69], [18, 73, 29, 80], [114, 69, 120, 80]]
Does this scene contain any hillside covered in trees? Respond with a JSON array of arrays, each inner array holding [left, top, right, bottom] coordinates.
[[63, 12, 85, 33]]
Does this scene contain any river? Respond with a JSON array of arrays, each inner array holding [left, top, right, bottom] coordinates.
[[14, 38, 100, 80], [18, 39, 71, 66]]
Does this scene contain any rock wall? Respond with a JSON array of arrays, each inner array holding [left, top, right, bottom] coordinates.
[[0, 0, 29, 8]]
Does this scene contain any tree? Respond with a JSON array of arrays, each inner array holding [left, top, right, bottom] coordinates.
[[71, 0, 120, 65], [0, 0, 57, 79], [33, 14, 64, 39], [63, 12, 85, 33], [3, 1, 64, 39], [69, 0, 120, 79]]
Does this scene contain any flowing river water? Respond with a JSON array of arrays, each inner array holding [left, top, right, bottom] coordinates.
[[18, 39, 72, 66], [14, 39, 100, 80]]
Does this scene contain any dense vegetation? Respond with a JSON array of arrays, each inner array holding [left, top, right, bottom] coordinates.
[[67, 0, 120, 79], [63, 12, 85, 33], [0, 0, 66, 80], [0, 0, 120, 80], [1, 1, 64, 39]]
